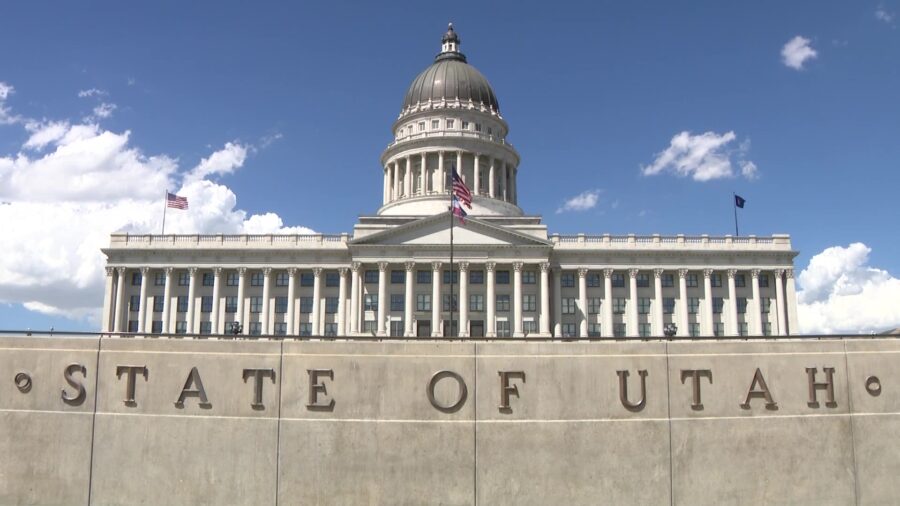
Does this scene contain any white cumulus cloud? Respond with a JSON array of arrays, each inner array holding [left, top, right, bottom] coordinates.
[[797, 243, 900, 334], [0, 82, 314, 324], [92, 102, 117, 119], [641, 131, 757, 181], [556, 189, 600, 213], [0, 81, 21, 125], [781, 36, 818, 70], [77, 88, 107, 98]]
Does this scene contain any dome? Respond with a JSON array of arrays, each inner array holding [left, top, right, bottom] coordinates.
[[401, 25, 500, 114]]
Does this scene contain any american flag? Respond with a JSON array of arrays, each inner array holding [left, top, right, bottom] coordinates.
[[166, 192, 189, 210], [451, 195, 468, 224], [451, 166, 472, 209]]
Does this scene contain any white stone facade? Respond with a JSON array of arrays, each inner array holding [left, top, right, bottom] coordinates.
[[100, 26, 800, 338]]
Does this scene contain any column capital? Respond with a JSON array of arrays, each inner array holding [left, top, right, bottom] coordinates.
[[431, 261, 442, 271], [405, 261, 415, 272], [262, 267, 272, 276], [784, 268, 794, 279], [653, 268, 664, 278], [235, 267, 245, 275], [513, 262, 524, 272], [378, 262, 389, 272], [458, 261, 470, 273], [105, 266, 115, 276], [727, 269, 737, 279], [485, 261, 496, 272], [140, 266, 150, 275], [703, 269, 713, 279], [577, 267, 588, 278], [116, 266, 127, 276], [628, 268, 639, 279], [540, 262, 551, 273], [774, 268, 785, 277], [678, 268, 689, 279], [351, 261, 361, 272], [751, 269, 761, 278], [338, 267, 349, 275], [603, 268, 614, 278], [163, 267, 174, 275], [213, 267, 223, 275], [287, 267, 298, 275], [312, 267, 323, 277]]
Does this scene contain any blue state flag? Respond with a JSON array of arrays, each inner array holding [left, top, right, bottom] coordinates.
[[734, 194, 746, 209]]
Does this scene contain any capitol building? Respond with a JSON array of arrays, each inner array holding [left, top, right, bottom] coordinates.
[[101, 25, 799, 340]]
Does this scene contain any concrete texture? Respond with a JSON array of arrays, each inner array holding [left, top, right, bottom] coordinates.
[[0, 335, 898, 505]]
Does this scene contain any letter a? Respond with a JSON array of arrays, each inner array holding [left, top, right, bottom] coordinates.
[[740, 368, 777, 410]]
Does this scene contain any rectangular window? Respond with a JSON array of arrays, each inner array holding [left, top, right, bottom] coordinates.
[[273, 322, 287, 336], [523, 320, 537, 334], [759, 274, 770, 288], [300, 273, 314, 287], [249, 322, 261, 336], [688, 297, 700, 314], [418, 122, 425, 131], [496, 270, 510, 284], [431, 119, 440, 129], [324, 323, 338, 337], [713, 297, 724, 314], [638, 298, 650, 314], [390, 320, 404, 337], [442, 295, 459, 311], [588, 297, 602, 314], [132, 272, 142, 285], [561, 272, 575, 288], [199, 321, 212, 335], [178, 272, 190, 286], [469, 294, 484, 312], [200, 296, 212, 313], [639, 323, 651, 337], [151, 320, 162, 333], [446, 119, 455, 129], [588, 323, 602, 337], [662, 274, 675, 288], [763, 322, 772, 336], [522, 271, 536, 284], [154, 272, 165, 286], [225, 296, 238, 313], [739, 322, 749, 337], [612, 273, 625, 288], [250, 272, 264, 287], [496, 294, 510, 312], [224, 322, 240, 334], [562, 323, 577, 338], [364, 270, 378, 284], [737, 297, 748, 314], [689, 323, 700, 337], [362, 320, 377, 333], [442, 270, 460, 284], [202, 273, 214, 286], [469, 270, 484, 284], [275, 296, 289, 314], [226, 272, 239, 286], [299, 323, 312, 336], [587, 273, 601, 287], [711, 274, 722, 288], [522, 294, 536, 312], [417, 294, 431, 311], [461, 120, 469, 130], [613, 298, 626, 314], [735, 274, 746, 288], [663, 297, 675, 314], [129, 295, 140, 312], [175, 321, 187, 334], [299, 297, 313, 313], [390, 294, 404, 311], [127, 320, 138, 332], [474, 123, 482, 132], [417, 270, 431, 284], [177, 296, 188, 313], [250, 296, 263, 313], [687, 274, 698, 288], [562, 298, 576, 314], [496, 320, 511, 337], [275, 272, 289, 287], [325, 297, 338, 314], [714, 322, 725, 337], [637, 273, 650, 288], [363, 294, 377, 312], [325, 272, 340, 287], [152, 296, 164, 313], [613, 323, 626, 338], [761, 297, 771, 313]]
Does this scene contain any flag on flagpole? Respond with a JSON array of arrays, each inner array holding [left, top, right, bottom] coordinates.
[[451, 195, 468, 224], [166, 192, 189, 210], [734, 194, 746, 209], [451, 167, 472, 209]]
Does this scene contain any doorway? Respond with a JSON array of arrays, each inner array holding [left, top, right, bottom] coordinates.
[[417, 320, 431, 337]]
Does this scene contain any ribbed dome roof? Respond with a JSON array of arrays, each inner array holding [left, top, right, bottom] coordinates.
[[401, 26, 500, 114]]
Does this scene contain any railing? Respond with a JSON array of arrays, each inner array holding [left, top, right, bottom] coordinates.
[[110, 233, 350, 247], [385, 129, 515, 150], [549, 233, 791, 249]]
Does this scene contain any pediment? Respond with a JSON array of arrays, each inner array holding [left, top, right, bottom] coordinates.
[[351, 213, 551, 248]]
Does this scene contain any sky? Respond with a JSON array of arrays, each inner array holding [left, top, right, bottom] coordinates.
[[1, 0, 899, 334]]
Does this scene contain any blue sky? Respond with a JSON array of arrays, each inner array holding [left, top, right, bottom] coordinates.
[[1, 1, 898, 333]]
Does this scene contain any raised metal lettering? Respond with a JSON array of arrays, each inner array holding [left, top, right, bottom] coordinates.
[[617, 369, 648, 412], [15, 372, 32, 393], [427, 370, 467, 413], [498, 371, 525, 413], [865, 376, 882, 397], [61, 363, 87, 406], [306, 369, 335, 411], [680, 369, 712, 410], [174, 367, 211, 408], [740, 368, 777, 410], [806, 367, 837, 408], [116, 365, 148, 406], [243, 368, 276, 409]]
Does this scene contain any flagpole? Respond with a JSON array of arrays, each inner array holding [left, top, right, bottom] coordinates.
[[449, 176, 455, 339], [732, 192, 739, 237], [161, 189, 168, 235]]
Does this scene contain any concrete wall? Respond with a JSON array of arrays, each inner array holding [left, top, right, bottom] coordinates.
[[0, 335, 897, 505]]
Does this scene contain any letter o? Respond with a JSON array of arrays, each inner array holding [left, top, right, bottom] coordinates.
[[427, 370, 468, 413], [15, 372, 32, 393], [865, 376, 882, 397]]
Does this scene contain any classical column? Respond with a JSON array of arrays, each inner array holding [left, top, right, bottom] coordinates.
[[338, 267, 348, 336], [161, 267, 173, 334], [392, 161, 400, 200], [377, 262, 388, 336], [750, 269, 762, 336], [553, 268, 562, 337], [653, 269, 664, 337], [458, 262, 469, 337], [540, 262, 551, 335], [727, 269, 738, 336], [211, 267, 222, 334], [774, 269, 787, 336], [437, 151, 445, 193], [102, 267, 115, 332], [311, 268, 322, 336], [261, 268, 272, 335], [404, 261, 415, 337], [236, 268, 246, 334], [513, 262, 524, 337], [383, 166, 389, 204], [473, 154, 481, 195], [602, 269, 613, 338], [489, 157, 496, 198], [578, 268, 588, 338], [137, 267, 150, 333], [112, 267, 126, 332], [485, 262, 496, 337], [404, 155, 412, 197], [350, 262, 360, 335], [456, 151, 463, 178], [286, 268, 297, 336], [186, 267, 198, 334], [511, 167, 517, 204], [785, 269, 799, 335], [420, 153, 427, 194], [501, 163, 508, 200], [677, 269, 689, 337], [702, 269, 714, 336], [432, 262, 442, 337], [627, 269, 639, 337]]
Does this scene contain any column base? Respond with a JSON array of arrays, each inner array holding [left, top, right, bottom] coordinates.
[[431, 331, 443, 338], [485, 331, 496, 338]]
